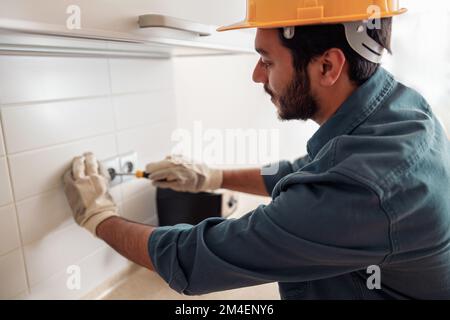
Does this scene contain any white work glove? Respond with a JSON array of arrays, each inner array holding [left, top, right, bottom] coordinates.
[[63, 152, 119, 237], [146, 155, 223, 193]]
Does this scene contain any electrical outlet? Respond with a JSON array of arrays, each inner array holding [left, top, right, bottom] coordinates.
[[119, 151, 138, 184], [100, 151, 138, 186], [221, 191, 239, 218], [100, 156, 122, 187]]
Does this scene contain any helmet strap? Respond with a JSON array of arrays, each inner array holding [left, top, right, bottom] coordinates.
[[343, 21, 385, 64], [283, 22, 384, 64]]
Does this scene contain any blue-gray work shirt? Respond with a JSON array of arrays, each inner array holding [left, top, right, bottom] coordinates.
[[148, 67, 450, 299]]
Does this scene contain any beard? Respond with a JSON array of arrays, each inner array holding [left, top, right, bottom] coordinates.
[[265, 67, 319, 121]]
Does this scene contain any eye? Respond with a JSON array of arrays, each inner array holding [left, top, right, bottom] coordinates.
[[260, 58, 272, 68]]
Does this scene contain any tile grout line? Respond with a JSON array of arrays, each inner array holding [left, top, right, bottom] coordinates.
[[5, 129, 118, 157], [5, 118, 175, 157], [1, 109, 32, 297], [16, 199, 124, 264], [0, 106, 9, 155], [107, 56, 125, 208], [0, 234, 25, 258], [14, 181, 124, 208], [0, 94, 112, 109], [0, 88, 176, 109]]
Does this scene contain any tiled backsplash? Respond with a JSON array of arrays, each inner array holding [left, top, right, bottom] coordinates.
[[0, 54, 177, 299]]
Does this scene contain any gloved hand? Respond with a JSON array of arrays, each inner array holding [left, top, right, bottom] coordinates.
[[63, 152, 119, 237], [146, 155, 223, 193]]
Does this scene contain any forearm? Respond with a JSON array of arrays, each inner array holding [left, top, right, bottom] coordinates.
[[96, 216, 155, 271], [222, 168, 269, 197]]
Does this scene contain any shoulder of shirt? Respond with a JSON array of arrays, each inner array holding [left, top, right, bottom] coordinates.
[[330, 82, 434, 191], [281, 82, 436, 195]]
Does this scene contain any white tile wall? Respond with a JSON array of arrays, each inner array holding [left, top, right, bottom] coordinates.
[[0, 205, 20, 256], [173, 55, 317, 164], [0, 56, 110, 105], [117, 122, 176, 168], [382, 2, 450, 132], [0, 249, 28, 299], [24, 223, 105, 287], [17, 186, 123, 246], [112, 91, 176, 130], [121, 178, 153, 201], [16, 189, 82, 246], [122, 186, 157, 224], [109, 58, 174, 94], [2, 97, 115, 153], [27, 246, 130, 300], [8, 134, 117, 201], [0, 156, 13, 206], [0, 52, 177, 299]]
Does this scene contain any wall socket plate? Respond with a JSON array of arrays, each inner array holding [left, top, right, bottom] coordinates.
[[100, 151, 138, 186], [101, 157, 122, 187], [119, 151, 138, 183]]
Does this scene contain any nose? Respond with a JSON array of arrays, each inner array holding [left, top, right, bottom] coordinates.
[[252, 59, 268, 84]]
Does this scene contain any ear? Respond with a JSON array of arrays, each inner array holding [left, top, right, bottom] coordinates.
[[318, 48, 346, 87]]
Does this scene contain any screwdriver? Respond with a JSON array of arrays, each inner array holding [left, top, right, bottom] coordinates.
[[117, 170, 171, 183], [113, 170, 151, 179]]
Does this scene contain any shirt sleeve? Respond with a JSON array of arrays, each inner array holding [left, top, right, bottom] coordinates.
[[148, 171, 390, 295], [261, 155, 310, 196]]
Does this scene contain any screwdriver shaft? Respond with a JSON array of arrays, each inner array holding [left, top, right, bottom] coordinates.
[[114, 170, 150, 179]]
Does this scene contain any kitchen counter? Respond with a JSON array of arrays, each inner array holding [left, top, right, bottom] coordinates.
[[91, 266, 279, 300]]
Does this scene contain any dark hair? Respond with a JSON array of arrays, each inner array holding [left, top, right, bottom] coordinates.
[[278, 18, 392, 85]]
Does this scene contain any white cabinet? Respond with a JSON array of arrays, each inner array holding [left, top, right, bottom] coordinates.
[[0, 0, 245, 31], [0, 0, 252, 57]]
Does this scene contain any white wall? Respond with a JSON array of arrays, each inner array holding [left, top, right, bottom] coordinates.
[[383, 0, 450, 132], [173, 54, 318, 168], [0, 54, 177, 299]]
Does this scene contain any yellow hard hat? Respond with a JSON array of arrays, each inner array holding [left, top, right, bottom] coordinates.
[[217, 0, 407, 32]]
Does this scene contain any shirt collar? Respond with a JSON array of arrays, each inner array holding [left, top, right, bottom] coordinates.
[[307, 67, 396, 159]]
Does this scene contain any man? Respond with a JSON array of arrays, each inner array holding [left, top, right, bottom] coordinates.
[[63, 0, 450, 299]]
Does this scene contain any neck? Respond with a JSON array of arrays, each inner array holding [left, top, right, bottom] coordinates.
[[313, 81, 358, 126]]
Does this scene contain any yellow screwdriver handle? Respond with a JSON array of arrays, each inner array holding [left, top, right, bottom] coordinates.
[[135, 170, 150, 179]]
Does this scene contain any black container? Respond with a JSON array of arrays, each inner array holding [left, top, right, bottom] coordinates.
[[156, 188, 226, 226]]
